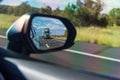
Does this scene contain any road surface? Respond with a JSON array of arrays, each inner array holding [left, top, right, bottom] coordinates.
[[1, 35, 120, 79], [32, 36, 65, 50], [37, 37, 65, 50], [0, 35, 7, 47]]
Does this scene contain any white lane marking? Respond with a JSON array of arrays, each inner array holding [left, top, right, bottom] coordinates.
[[46, 44, 50, 48], [0, 35, 7, 39], [65, 49, 120, 63], [54, 39, 65, 43], [56, 40, 65, 42]]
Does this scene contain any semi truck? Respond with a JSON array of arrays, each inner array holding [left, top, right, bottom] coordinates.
[[42, 28, 51, 39]]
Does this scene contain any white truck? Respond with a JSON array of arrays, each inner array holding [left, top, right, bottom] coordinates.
[[42, 28, 51, 39]]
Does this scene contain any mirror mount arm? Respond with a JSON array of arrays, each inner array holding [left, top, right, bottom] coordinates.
[[6, 14, 31, 55], [7, 33, 30, 55]]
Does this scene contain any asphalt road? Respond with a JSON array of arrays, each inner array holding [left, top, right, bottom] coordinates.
[[32, 36, 65, 50], [39, 37, 65, 50], [1, 35, 120, 79], [0, 35, 7, 47]]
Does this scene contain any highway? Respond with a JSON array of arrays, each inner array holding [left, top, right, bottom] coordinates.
[[0, 35, 7, 47], [34, 36, 65, 50], [1, 35, 120, 79]]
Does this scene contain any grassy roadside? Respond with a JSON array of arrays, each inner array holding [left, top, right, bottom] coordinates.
[[0, 14, 18, 29], [0, 14, 19, 35], [76, 27, 120, 47]]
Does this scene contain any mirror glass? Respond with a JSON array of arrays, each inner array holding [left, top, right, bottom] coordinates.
[[30, 16, 67, 50]]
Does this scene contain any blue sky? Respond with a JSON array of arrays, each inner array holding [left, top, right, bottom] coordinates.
[[32, 17, 66, 35], [0, 0, 120, 13], [32, 17, 66, 30]]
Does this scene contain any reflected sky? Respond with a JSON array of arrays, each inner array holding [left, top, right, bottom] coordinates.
[[32, 17, 67, 36]]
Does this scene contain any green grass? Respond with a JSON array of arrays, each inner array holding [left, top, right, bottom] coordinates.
[[0, 14, 19, 35], [76, 27, 120, 47], [0, 14, 18, 29]]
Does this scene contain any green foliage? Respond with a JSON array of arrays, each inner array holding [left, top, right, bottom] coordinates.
[[109, 8, 120, 26], [98, 14, 108, 27], [76, 0, 83, 8], [76, 7, 90, 26], [84, 0, 103, 26], [62, 0, 104, 26], [14, 2, 39, 16], [63, 4, 77, 26], [39, 6, 52, 14], [0, 2, 39, 16], [52, 7, 63, 16]]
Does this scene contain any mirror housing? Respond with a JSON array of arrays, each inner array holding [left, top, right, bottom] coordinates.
[[30, 16, 68, 50], [6, 13, 76, 55]]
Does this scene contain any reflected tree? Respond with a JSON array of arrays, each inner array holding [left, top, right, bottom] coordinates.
[[0, 0, 3, 2]]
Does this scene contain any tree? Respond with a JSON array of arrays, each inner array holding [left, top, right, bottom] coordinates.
[[76, 0, 83, 8], [45, 6, 52, 14], [39, 7, 45, 13], [14, 2, 39, 16], [75, 7, 90, 26], [7, 7, 14, 14], [0, 5, 8, 13], [14, 2, 30, 15], [63, 4, 77, 25], [52, 7, 62, 16], [40, 6, 52, 14], [98, 14, 108, 27], [84, 0, 103, 26], [109, 8, 120, 26], [67, 0, 104, 27]]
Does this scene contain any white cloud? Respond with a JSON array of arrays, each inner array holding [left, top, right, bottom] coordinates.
[[0, 0, 27, 6], [50, 19, 63, 25], [32, 0, 76, 9], [43, 23, 66, 30], [101, 0, 120, 13]]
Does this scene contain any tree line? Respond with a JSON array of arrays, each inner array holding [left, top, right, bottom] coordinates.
[[0, 0, 120, 27]]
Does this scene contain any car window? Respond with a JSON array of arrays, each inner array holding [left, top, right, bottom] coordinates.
[[0, 0, 120, 48], [0, 72, 4, 80], [1, 1, 120, 79]]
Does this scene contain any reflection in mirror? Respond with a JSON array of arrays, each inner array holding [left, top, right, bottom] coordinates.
[[30, 16, 67, 50]]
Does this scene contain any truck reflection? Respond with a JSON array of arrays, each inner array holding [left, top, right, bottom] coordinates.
[[42, 28, 51, 39]]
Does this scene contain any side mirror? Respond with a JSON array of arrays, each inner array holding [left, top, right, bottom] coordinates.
[[30, 16, 68, 50], [6, 13, 76, 55]]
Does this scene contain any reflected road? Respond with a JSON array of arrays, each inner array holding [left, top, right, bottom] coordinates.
[[38, 37, 65, 49]]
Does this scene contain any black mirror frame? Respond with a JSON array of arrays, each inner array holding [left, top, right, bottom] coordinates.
[[19, 13, 76, 53]]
